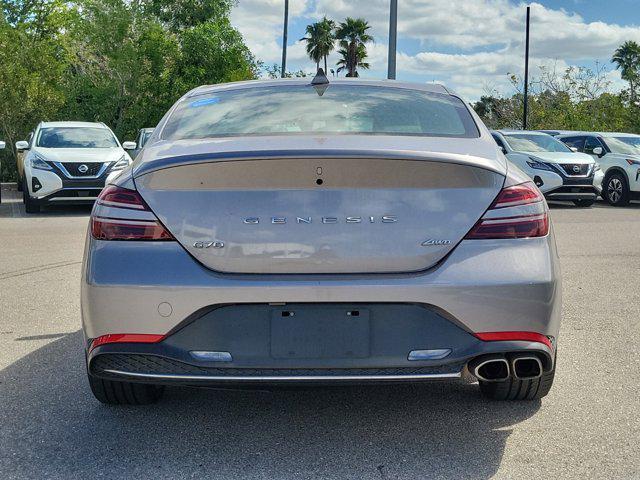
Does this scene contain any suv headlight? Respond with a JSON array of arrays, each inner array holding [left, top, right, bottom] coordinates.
[[111, 155, 131, 170], [30, 154, 52, 171], [526, 157, 553, 171]]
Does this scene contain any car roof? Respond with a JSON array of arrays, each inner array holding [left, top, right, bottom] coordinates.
[[556, 131, 640, 138], [39, 121, 108, 129], [493, 130, 550, 136], [186, 78, 452, 98]]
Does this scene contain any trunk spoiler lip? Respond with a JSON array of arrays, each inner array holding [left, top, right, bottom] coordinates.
[[132, 149, 507, 178]]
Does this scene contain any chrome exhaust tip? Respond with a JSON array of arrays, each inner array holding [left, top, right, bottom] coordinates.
[[470, 356, 510, 382], [510, 355, 543, 380]]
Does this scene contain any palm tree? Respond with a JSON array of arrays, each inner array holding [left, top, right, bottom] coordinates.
[[317, 16, 336, 73], [301, 17, 335, 73], [335, 17, 373, 77], [300, 22, 323, 71], [336, 44, 370, 76], [612, 41, 640, 101]]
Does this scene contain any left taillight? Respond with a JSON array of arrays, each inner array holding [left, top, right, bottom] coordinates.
[[465, 181, 549, 240], [91, 185, 174, 241]]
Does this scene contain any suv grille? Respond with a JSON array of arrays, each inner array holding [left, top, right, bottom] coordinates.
[[557, 163, 590, 176], [61, 162, 104, 176]]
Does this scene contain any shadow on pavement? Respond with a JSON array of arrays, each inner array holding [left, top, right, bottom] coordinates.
[[0, 331, 541, 479]]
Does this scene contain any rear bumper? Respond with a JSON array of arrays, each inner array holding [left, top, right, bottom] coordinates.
[[82, 229, 562, 384], [87, 302, 554, 385]]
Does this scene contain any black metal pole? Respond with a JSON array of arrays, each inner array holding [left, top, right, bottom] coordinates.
[[281, 0, 289, 78], [387, 0, 398, 79], [523, 6, 530, 130]]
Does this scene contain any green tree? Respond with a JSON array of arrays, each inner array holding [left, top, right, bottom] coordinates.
[[612, 41, 640, 101], [335, 17, 372, 77], [300, 21, 323, 71], [336, 43, 369, 76]]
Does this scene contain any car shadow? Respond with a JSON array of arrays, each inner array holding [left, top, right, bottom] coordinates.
[[1, 331, 541, 479]]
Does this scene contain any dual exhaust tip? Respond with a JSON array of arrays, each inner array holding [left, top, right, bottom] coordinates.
[[471, 354, 543, 382]]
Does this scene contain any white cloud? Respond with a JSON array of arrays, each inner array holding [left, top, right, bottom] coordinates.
[[231, 0, 640, 99]]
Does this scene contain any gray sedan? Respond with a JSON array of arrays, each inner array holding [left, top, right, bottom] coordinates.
[[81, 78, 561, 405]]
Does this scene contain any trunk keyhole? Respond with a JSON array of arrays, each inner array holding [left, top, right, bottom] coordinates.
[[281, 311, 294, 317]]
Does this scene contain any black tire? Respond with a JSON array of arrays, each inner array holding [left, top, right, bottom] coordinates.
[[88, 373, 164, 405], [572, 199, 595, 208], [23, 179, 40, 214], [479, 359, 556, 401], [17, 177, 23, 191], [603, 172, 630, 206]]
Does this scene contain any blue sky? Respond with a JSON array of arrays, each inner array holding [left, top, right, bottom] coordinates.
[[231, 1, 640, 100]]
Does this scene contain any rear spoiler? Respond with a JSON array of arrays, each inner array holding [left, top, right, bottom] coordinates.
[[133, 149, 507, 178]]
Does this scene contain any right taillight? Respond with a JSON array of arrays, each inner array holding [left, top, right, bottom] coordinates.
[[91, 185, 174, 241], [465, 181, 549, 239]]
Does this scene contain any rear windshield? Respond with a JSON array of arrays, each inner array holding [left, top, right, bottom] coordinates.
[[161, 85, 479, 140], [504, 133, 571, 153], [37, 127, 118, 148]]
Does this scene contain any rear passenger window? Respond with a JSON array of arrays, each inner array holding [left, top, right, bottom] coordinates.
[[561, 136, 585, 152]]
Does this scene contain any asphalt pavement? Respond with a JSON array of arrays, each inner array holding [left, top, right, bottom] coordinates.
[[0, 183, 638, 480]]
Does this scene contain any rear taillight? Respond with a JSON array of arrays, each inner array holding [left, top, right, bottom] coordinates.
[[91, 185, 174, 241], [465, 181, 549, 239]]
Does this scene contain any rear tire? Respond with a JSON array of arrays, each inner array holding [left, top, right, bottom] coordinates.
[[88, 373, 164, 405], [479, 357, 556, 401], [572, 199, 595, 207], [603, 173, 630, 206], [17, 177, 23, 191]]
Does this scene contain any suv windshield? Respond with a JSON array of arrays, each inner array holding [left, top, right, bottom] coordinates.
[[37, 127, 118, 148], [162, 85, 479, 139], [604, 136, 640, 155], [504, 134, 571, 153]]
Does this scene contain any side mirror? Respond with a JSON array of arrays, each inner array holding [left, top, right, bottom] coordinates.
[[569, 146, 578, 152], [0, 141, 5, 150], [15, 140, 29, 151], [122, 141, 137, 150], [592, 146, 604, 156]]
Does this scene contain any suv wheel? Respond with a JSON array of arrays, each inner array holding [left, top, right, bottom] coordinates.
[[23, 179, 40, 213], [604, 173, 630, 206], [479, 356, 556, 401], [88, 373, 164, 405]]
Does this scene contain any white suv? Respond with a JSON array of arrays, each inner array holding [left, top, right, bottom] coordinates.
[[557, 132, 640, 206], [15, 122, 135, 213], [492, 130, 603, 207]]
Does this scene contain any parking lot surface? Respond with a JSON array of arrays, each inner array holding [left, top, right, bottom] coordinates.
[[0, 184, 639, 480]]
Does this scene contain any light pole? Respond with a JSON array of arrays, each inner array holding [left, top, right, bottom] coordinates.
[[281, 0, 289, 78], [387, 0, 398, 79], [523, 6, 530, 129]]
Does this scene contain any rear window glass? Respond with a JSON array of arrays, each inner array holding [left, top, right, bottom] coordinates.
[[162, 85, 479, 140]]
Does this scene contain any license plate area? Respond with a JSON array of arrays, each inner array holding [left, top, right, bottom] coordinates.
[[270, 307, 371, 359]]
